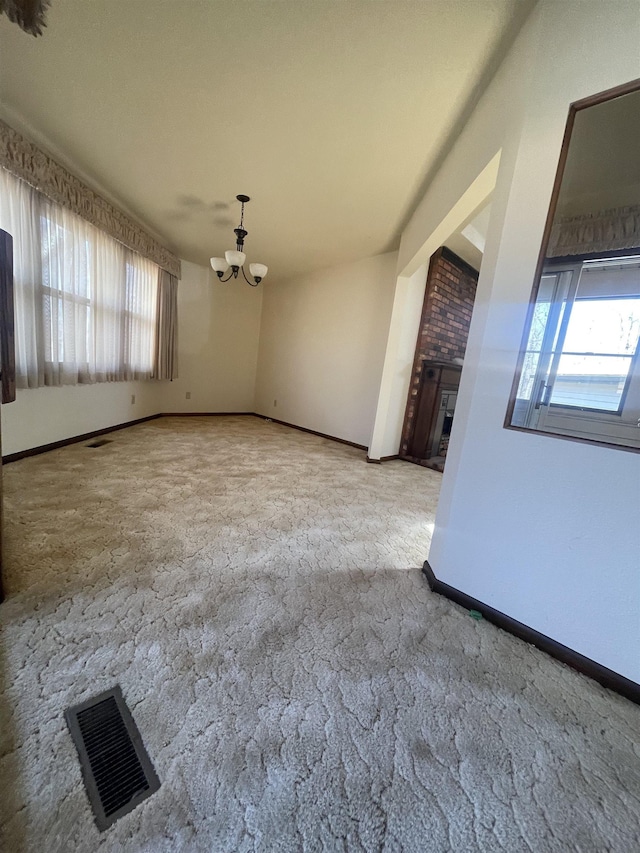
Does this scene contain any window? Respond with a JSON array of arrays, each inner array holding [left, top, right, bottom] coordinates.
[[511, 255, 640, 446], [506, 80, 640, 451], [0, 166, 158, 387]]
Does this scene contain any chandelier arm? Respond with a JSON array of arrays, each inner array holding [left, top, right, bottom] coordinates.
[[219, 270, 234, 282], [241, 266, 260, 287]]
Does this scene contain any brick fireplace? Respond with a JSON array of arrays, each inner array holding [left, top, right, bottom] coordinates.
[[400, 246, 479, 463]]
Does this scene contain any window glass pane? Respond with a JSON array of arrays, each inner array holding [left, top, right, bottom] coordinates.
[[550, 354, 632, 410], [563, 297, 640, 355]]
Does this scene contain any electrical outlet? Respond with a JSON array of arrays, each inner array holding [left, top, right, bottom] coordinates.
[[273, 399, 277, 407], [131, 394, 136, 404], [186, 391, 191, 400]]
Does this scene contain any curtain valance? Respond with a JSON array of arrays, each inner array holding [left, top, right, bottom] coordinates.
[[548, 205, 640, 258], [0, 119, 181, 279]]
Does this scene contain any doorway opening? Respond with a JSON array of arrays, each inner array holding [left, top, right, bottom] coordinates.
[[399, 205, 490, 470]]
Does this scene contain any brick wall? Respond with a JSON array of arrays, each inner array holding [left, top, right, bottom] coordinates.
[[400, 247, 478, 459]]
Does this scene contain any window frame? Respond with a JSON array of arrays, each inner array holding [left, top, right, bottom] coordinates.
[[510, 257, 640, 442], [504, 76, 640, 454]]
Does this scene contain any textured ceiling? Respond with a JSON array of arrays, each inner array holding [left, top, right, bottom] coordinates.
[[0, 1, 533, 279]]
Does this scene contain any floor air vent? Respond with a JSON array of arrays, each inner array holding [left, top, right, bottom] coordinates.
[[65, 686, 160, 831], [86, 439, 112, 448]]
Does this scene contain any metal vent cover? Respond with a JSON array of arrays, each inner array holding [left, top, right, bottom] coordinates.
[[65, 686, 160, 831]]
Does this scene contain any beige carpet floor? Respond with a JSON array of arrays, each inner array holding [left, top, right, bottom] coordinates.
[[0, 415, 638, 852]]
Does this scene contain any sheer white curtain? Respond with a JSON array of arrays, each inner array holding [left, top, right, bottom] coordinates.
[[0, 167, 158, 387], [123, 253, 158, 380]]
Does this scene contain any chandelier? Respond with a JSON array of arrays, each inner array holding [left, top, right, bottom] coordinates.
[[210, 195, 268, 286]]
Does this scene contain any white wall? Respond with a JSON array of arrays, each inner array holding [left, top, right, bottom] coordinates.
[[1, 379, 162, 456], [255, 253, 397, 447], [368, 264, 427, 459], [415, 0, 640, 681], [160, 260, 262, 413], [1, 259, 263, 455]]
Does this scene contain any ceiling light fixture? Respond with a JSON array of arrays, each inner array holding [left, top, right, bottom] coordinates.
[[210, 195, 268, 287]]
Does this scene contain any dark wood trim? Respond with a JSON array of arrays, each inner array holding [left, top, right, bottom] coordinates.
[[422, 560, 640, 705], [571, 76, 640, 111], [421, 560, 439, 588], [2, 411, 366, 463], [253, 414, 367, 451], [2, 414, 162, 463], [504, 77, 640, 438], [366, 456, 381, 464], [158, 412, 255, 417]]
